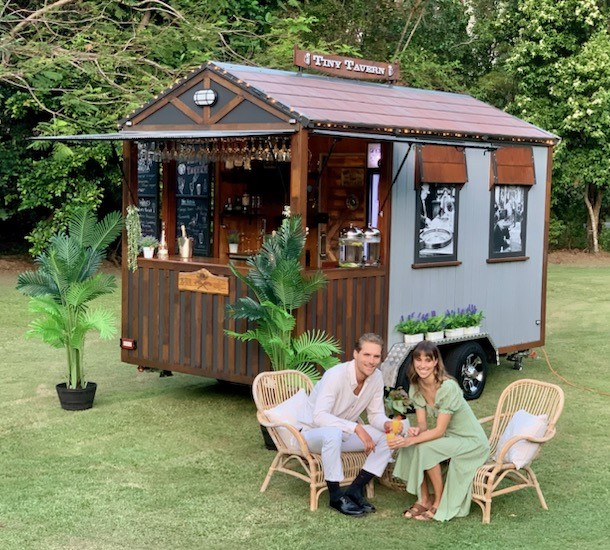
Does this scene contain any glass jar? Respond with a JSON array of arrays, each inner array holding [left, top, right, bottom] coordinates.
[[363, 226, 381, 266], [338, 225, 364, 268]]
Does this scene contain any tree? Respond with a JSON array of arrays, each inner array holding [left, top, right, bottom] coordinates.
[[0, 0, 301, 253], [506, 0, 610, 252]]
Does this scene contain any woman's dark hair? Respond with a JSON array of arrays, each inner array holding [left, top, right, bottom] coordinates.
[[407, 340, 451, 388]]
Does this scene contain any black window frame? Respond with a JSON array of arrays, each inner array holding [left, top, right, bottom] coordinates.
[[488, 184, 529, 260], [413, 183, 460, 265]]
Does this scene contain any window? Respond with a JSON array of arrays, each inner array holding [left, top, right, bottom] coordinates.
[[488, 146, 534, 261], [415, 184, 460, 263], [413, 145, 466, 266], [489, 185, 528, 259]]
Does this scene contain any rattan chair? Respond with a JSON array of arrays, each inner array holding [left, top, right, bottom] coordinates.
[[472, 379, 565, 524], [252, 370, 373, 511]]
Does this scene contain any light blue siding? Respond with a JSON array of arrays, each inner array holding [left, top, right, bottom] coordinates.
[[387, 143, 550, 351]]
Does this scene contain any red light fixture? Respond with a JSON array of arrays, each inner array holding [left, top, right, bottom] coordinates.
[[120, 338, 137, 350]]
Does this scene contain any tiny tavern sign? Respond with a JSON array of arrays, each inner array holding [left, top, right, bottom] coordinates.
[[293, 46, 400, 82], [178, 268, 229, 296]]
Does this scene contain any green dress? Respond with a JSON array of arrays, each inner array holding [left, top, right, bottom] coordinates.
[[393, 379, 490, 521]]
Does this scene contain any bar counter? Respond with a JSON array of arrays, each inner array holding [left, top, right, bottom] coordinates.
[[122, 255, 387, 383]]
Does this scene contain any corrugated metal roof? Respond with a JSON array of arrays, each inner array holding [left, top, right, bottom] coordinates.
[[212, 62, 558, 144]]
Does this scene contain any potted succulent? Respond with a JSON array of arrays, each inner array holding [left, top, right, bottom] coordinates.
[[16, 208, 123, 410], [225, 212, 341, 383], [227, 229, 240, 254], [395, 312, 426, 344], [424, 311, 446, 341], [463, 304, 484, 334], [140, 235, 159, 259]]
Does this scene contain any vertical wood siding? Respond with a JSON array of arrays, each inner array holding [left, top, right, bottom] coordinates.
[[121, 261, 387, 383]]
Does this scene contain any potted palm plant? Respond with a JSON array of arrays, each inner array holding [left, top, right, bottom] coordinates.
[[225, 212, 341, 449], [16, 208, 123, 410], [225, 212, 341, 383]]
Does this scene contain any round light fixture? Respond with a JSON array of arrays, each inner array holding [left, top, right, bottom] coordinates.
[[193, 89, 217, 107]]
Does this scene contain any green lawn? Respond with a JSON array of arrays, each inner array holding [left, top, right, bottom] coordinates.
[[0, 264, 608, 550]]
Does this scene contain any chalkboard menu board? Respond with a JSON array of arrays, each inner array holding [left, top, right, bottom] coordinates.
[[137, 152, 160, 238], [176, 161, 211, 256]]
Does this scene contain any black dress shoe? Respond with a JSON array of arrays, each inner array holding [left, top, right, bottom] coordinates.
[[346, 493, 376, 513], [329, 495, 365, 516]]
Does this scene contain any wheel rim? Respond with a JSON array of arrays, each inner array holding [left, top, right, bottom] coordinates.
[[460, 353, 484, 397]]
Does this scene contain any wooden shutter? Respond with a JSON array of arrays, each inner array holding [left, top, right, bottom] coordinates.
[[490, 146, 535, 186], [417, 144, 468, 184]]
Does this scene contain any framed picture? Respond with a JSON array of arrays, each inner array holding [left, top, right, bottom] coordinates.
[[489, 185, 528, 258], [414, 184, 459, 264]]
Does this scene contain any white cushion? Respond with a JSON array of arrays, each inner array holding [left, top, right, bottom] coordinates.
[[265, 389, 309, 451], [494, 409, 548, 469]]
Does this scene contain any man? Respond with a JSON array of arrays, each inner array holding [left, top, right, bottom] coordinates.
[[299, 333, 394, 516]]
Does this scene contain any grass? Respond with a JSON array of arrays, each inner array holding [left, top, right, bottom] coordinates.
[[0, 263, 609, 549]]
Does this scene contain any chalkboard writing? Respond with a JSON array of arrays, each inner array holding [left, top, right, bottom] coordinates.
[[176, 197, 210, 256], [175, 161, 212, 256], [138, 158, 159, 196], [138, 196, 159, 237], [138, 152, 159, 238], [176, 161, 210, 197]]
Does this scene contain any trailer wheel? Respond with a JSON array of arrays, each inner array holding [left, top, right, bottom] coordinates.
[[444, 342, 487, 400]]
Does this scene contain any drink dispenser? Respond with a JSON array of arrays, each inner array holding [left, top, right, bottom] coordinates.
[[363, 226, 381, 266], [338, 225, 364, 267]]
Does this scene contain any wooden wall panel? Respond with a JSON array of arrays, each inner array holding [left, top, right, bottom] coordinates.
[[122, 260, 387, 382]]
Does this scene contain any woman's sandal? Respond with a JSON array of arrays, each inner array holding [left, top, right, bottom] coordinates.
[[403, 502, 430, 519], [413, 506, 437, 521]]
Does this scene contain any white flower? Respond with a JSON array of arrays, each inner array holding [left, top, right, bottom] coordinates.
[[282, 205, 291, 218]]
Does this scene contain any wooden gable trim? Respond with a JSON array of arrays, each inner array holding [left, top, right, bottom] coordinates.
[[207, 71, 295, 124], [416, 144, 467, 184], [131, 96, 171, 126], [207, 95, 245, 125], [130, 68, 296, 130], [490, 146, 535, 187], [170, 97, 204, 125]]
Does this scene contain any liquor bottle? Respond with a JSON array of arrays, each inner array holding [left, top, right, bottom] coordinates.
[[157, 223, 169, 260], [224, 197, 233, 213]]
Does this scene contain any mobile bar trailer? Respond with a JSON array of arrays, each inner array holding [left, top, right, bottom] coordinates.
[[43, 51, 558, 399]]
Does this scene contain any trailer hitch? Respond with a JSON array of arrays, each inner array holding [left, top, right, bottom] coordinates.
[[506, 351, 529, 371]]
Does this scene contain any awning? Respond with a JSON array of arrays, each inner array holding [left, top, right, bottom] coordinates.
[[31, 129, 297, 141], [311, 128, 498, 150]]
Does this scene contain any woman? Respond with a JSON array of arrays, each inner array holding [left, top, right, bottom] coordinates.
[[388, 341, 489, 521]]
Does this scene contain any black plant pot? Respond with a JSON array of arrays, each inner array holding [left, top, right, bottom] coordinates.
[[260, 425, 277, 451], [56, 382, 97, 411]]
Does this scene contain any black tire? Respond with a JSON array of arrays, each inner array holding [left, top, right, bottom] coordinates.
[[394, 353, 412, 395], [444, 342, 488, 400]]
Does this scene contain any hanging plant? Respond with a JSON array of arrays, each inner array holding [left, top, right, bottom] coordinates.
[[126, 205, 142, 272]]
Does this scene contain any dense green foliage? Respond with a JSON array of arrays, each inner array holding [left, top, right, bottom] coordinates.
[[1, 0, 609, 252], [225, 214, 341, 381], [16, 208, 122, 388]]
